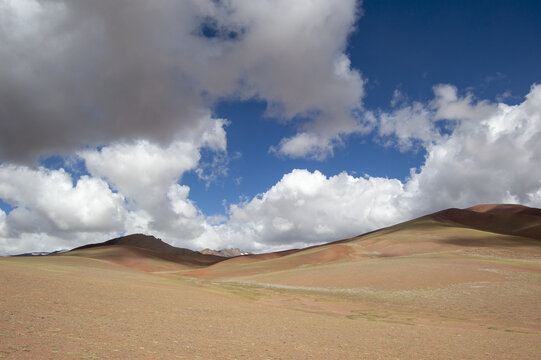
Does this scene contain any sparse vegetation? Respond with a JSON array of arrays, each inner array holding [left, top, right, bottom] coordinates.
[[1, 205, 541, 359]]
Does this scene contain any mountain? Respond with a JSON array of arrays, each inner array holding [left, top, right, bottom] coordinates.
[[12, 249, 69, 257], [67, 234, 225, 271], [187, 204, 541, 279], [4, 204, 540, 360], [427, 204, 541, 241], [63, 204, 541, 277], [200, 248, 252, 257]]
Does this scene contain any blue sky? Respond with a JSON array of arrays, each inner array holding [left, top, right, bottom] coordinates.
[[183, 0, 541, 216], [353, 0, 540, 104], [0, 0, 540, 254], [182, 98, 424, 216]]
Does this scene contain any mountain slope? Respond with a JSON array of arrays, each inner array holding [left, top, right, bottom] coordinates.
[[3, 204, 540, 359], [63, 205, 541, 277], [67, 234, 225, 271], [427, 204, 541, 241], [187, 204, 541, 280]]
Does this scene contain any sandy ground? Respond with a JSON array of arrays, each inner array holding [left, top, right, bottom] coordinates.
[[3, 207, 541, 359], [1, 250, 540, 360]]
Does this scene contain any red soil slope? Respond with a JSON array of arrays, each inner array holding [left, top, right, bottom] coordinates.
[[66, 205, 541, 277], [187, 204, 541, 279]]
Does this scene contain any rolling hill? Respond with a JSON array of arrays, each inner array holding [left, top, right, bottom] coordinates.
[[66, 233, 225, 272], [2, 204, 541, 359], [186, 203, 541, 279], [60, 204, 541, 278]]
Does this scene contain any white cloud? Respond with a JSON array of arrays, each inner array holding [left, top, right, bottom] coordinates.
[[378, 101, 437, 151], [0, 164, 126, 254], [199, 118, 229, 152], [0, 165, 125, 234], [271, 133, 338, 160], [0, 116, 228, 254], [0, 209, 8, 237], [191, 84, 541, 252], [193, 169, 407, 252], [81, 117, 227, 203], [81, 140, 199, 209], [1, 84, 541, 255], [200, 0, 367, 159], [377, 85, 500, 151], [404, 84, 541, 213], [272, 217, 294, 232], [432, 84, 496, 121], [0, 0, 539, 255], [168, 185, 198, 219], [79, 118, 229, 244]]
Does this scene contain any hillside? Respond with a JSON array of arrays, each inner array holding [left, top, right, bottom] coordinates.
[[187, 203, 541, 279], [2, 204, 540, 359], [67, 233, 225, 272], [427, 204, 541, 241], [62, 204, 541, 278]]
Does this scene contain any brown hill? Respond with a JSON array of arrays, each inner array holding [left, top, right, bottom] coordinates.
[[467, 203, 541, 217], [187, 204, 541, 279], [68, 234, 225, 271], [65, 204, 541, 278], [3, 204, 540, 360], [427, 204, 541, 241]]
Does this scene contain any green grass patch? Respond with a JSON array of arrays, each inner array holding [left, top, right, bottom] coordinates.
[[505, 329, 538, 334], [346, 311, 415, 326], [380, 319, 415, 326], [466, 256, 541, 267]]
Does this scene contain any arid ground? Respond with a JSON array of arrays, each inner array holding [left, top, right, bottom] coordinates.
[[1, 205, 541, 359]]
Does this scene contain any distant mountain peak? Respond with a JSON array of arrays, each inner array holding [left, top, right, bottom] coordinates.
[[74, 235, 252, 258], [70, 233, 226, 267], [200, 248, 252, 257], [74, 233, 172, 252]]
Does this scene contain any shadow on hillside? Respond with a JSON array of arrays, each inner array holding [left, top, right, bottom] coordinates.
[[441, 235, 540, 248]]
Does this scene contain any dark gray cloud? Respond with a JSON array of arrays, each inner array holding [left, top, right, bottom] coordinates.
[[0, 0, 210, 162], [0, 0, 362, 162]]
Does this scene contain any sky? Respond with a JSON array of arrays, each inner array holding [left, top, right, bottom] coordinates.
[[0, 0, 540, 255]]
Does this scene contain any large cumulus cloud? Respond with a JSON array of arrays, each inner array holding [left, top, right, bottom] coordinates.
[[403, 84, 541, 213], [1, 84, 540, 254], [0, 165, 126, 253], [1, 0, 540, 255], [199, 169, 407, 252], [0, 0, 363, 162], [193, 84, 541, 252]]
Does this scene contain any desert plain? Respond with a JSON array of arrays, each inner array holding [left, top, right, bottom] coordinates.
[[1, 204, 541, 359]]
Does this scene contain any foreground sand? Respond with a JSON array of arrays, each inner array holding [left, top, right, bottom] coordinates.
[[1, 249, 540, 359], [2, 206, 541, 359]]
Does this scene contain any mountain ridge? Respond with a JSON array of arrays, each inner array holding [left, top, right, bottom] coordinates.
[[425, 204, 541, 241], [69, 233, 225, 268], [58, 204, 541, 274]]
